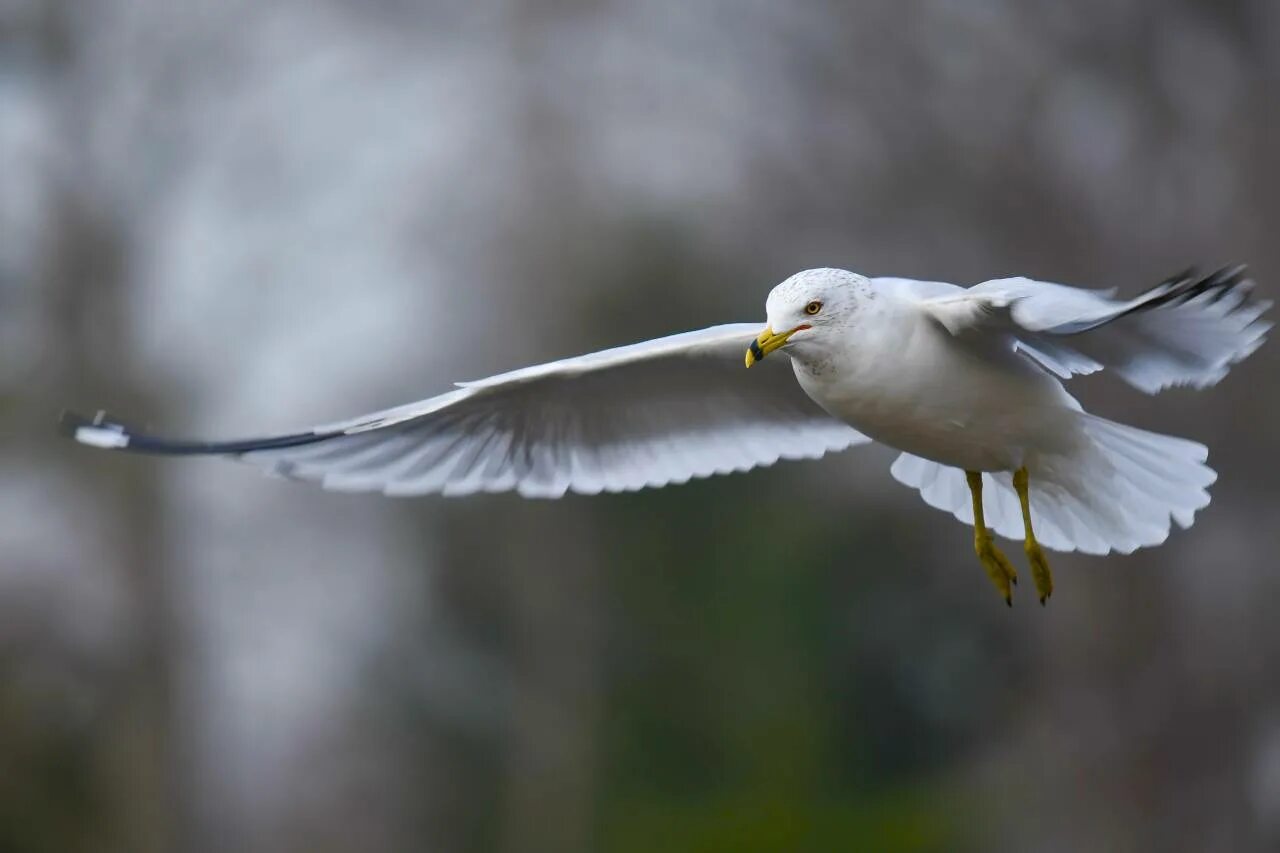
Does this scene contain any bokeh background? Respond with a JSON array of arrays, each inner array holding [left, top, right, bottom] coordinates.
[[3, 2, 1280, 851]]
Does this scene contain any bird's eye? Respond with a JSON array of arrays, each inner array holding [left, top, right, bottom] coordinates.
[[804, 300, 823, 315]]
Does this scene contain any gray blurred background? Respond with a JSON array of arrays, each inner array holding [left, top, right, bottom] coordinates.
[[3, 1, 1279, 851]]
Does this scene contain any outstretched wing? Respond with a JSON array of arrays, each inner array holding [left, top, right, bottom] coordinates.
[[65, 324, 869, 498], [919, 267, 1271, 393]]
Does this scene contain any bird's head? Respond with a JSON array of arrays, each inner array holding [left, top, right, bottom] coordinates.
[[745, 268, 870, 367]]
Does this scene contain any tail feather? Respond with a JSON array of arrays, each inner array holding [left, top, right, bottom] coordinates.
[[889, 415, 1215, 556]]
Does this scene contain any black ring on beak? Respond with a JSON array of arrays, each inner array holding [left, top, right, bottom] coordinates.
[[748, 339, 765, 363]]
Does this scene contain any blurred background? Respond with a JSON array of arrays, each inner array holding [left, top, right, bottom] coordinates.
[[3, 1, 1279, 851]]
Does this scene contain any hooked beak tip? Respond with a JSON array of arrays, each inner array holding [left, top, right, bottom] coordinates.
[[746, 324, 807, 368]]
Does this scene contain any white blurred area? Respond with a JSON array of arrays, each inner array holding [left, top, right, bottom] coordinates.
[[3, 2, 1280, 851]]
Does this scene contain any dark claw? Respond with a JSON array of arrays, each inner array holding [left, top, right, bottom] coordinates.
[[1011, 575, 1018, 586], [1039, 596, 1047, 607], [1005, 596, 1013, 608]]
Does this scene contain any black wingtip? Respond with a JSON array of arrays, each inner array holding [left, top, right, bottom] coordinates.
[[1124, 264, 1253, 316], [58, 408, 335, 456]]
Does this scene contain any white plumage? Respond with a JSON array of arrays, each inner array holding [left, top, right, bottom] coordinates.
[[66, 266, 1268, 557], [69, 325, 869, 498]]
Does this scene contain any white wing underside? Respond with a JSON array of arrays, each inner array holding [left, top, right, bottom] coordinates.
[[68, 324, 870, 498], [901, 267, 1271, 394]]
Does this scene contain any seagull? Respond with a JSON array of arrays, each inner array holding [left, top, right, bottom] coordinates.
[[65, 266, 1269, 606]]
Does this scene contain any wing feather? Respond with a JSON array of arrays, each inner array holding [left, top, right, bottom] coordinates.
[[918, 267, 1270, 393], [63, 323, 870, 498]]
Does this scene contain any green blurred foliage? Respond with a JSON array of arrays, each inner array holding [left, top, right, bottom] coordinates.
[[585, 483, 979, 851]]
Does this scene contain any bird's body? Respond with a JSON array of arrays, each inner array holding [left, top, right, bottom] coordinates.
[[65, 265, 1270, 605], [790, 281, 1079, 472]]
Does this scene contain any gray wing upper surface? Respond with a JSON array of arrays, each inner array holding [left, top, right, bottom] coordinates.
[[67, 324, 869, 498], [909, 267, 1271, 393]]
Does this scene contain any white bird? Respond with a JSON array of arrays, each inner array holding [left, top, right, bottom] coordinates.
[[65, 266, 1269, 605]]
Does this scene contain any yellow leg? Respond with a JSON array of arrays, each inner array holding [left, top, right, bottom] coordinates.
[[966, 471, 1018, 607], [1014, 467, 1053, 605]]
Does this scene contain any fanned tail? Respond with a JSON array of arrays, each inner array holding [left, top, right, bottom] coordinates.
[[890, 415, 1216, 555]]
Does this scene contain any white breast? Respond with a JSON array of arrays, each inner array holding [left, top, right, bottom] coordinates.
[[791, 309, 1079, 471]]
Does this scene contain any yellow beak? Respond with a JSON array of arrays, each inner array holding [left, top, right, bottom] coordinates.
[[744, 324, 807, 368]]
